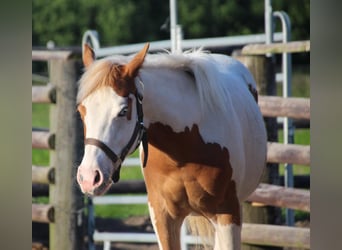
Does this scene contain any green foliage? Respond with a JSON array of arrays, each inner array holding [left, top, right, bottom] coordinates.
[[33, 0, 170, 46], [272, 0, 310, 40], [178, 0, 264, 38], [33, 1, 309, 47]]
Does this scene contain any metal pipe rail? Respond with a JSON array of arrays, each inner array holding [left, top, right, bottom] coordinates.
[[82, 32, 283, 58]]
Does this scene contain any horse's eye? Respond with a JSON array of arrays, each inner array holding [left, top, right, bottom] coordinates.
[[118, 107, 128, 117]]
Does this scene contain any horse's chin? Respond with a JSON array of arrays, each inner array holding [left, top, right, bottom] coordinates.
[[92, 179, 113, 196]]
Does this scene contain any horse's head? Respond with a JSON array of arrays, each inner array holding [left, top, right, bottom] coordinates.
[[76, 43, 149, 196]]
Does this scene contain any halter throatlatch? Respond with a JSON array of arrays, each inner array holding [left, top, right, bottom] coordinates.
[[84, 91, 148, 183]]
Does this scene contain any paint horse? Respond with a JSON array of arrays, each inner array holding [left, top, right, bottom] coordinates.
[[76, 43, 267, 250]]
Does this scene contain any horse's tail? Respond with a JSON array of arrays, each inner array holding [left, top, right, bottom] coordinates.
[[185, 215, 215, 249]]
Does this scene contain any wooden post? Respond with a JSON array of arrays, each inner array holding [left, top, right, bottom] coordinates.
[[235, 54, 281, 250], [49, 56, 85, 250]]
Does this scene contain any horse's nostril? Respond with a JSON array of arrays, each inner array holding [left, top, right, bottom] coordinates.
[[94, 170, 101, 185]]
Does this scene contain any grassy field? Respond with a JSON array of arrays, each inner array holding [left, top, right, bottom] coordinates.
[[32, 67, 310, 220]]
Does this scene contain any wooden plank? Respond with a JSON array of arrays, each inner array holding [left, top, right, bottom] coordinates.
[[32, 84, 56, 103], [242, 40, 310, 55], [259, 95, 310, 120], [241, 223, 310, 249], [32, 204, 54, 223], [32, 49, 80, 61], [32, 131, 55, 149], [267, 142, 310, 166], [247, 183, 310, 212], [32, 166, 55, 184]]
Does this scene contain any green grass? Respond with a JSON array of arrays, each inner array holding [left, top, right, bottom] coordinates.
[[277, 66, 310, 98], [94, 200, 149, 219], [120, 166, 144, 180], [32, 103, 50, 166], [32, 149, 50, 166], [32, 103, 50, 128]]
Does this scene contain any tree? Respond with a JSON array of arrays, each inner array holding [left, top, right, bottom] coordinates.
[[32, 1, 309, 47]]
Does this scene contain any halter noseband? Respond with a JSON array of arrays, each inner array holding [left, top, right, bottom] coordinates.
[[84, 91, 148, 183]]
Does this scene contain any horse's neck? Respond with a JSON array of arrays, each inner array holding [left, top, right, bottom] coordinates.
[[139, 67, 201, 132]]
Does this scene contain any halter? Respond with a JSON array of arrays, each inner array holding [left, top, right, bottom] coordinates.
[[84, 91, 148, 183]]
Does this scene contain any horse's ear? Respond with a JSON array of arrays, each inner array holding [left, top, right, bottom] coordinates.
[[124, 43, 150, 78], [83, 43, 95, 68]]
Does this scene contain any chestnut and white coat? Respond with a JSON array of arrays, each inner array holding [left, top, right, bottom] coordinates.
[[76, 43, 267, 250]]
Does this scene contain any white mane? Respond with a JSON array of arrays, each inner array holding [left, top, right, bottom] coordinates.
[[106, 49, 249, 117], [79, 49, 255, 119]]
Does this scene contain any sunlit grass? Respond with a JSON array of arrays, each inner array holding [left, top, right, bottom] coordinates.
[[32, 103, 50, 166], [95, 202, 149, 219], [32, 103, 50, 128]]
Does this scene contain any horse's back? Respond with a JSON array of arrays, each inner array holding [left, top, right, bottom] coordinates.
[[188, 52, 267, 200], [216, 54, 267, 200]]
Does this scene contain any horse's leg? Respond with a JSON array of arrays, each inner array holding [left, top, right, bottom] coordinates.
[[147, 197, 184, 250], [211, 204, 242, 250], [212, 218, 241, 250]]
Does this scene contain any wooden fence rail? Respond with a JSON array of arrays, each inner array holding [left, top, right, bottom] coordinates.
[[32, 84, 56, 103], [267, 142, 310, 166], [32, 166, 55, 184], [32, 50, 80, 61], [32, 131, 55, 149], [242, 40, 310, 55], [32, 204, 54, 223], [259, 96, 310, 120], [247, 183, 310, 212], [241, 223, 310, 249]]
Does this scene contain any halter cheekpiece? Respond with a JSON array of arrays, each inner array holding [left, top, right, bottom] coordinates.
[[84, 91, 148, 183]]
